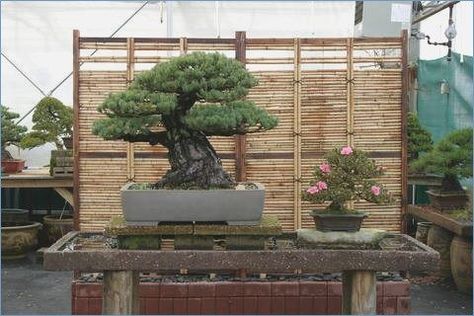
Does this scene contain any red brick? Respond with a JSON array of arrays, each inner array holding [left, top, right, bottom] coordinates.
[[216, 282, 243, 297], [229, 297, 243, 314], [71, 282, 77, 297], [173, 298, 187, 314], [161, 283, 188, 297], [384, 281, 410, 297], [145, 298, 159, 314], [284, 296, 299, 314], [76, 283, 102, 297], [327, 296, 342, 314], [159, 298, 173, 314], [201, 297, 216, 314], [377, 297, 384, 314], [397, 296, 410, 315], [188, 282, 216, 297], [299, 296, 313, 315], [139, 298, 146, 314], [74, 297, 89, 315], [139, 283, 160, 297], [243, 297, 258, 314], [383, 297, 397, 315], [257, 296, 272, 314], [377, 282, 383, 296], [88, 298, 102, 315], [271, 296, 285, 314], [187, 298, 201, 314], [216, 297, 230, 314], [243, 282, 271, 296], [327, 282, 342, 296], [313, 296, 328, 315], [299, 281, 327, 296], [271, 282, 299, 296]]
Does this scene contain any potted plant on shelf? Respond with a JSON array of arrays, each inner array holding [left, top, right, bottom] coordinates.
[[20, 97, 74, 176], [410, 128, 472, 211], [92, 52, 278, 225], [303, 146, 393, 232], [1, 106, 27, 174]]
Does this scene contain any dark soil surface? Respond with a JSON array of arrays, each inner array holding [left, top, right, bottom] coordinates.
[[1, 251, 472, 315]]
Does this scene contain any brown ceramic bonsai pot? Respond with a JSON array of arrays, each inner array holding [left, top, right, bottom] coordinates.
[[1, 159, 25, 174], [310, 211, 368, 232], [426, 189, 468, 211], [1, 221, 42, 259]]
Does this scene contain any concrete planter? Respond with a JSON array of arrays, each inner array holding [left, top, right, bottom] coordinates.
[[1, 208, 29, 223], [1, 221, 42, 259], [121, 183, 265, 225]]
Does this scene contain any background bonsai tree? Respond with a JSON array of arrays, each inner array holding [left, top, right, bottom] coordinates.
[[303, 146, 392, 213], [407, 112, 433, 162], [1, 106, 27, 160], [410, 128, 473, 192], [93, 52, 278, 189], [20, 97, 73, 150]]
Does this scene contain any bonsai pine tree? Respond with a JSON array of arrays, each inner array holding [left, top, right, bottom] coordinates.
[[410, 128, 473, 192], [303, 146, 392, 213], [407, 112, 433, 162], [20, 97, 73, 150], [92, 52, 278, 189], [1, 106, 27, 160]]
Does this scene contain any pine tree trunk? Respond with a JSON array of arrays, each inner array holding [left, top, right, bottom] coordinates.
[[154, 131, 234, 189]]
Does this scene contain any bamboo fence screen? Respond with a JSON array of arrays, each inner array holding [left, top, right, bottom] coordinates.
[[73, 30, 408, 232]]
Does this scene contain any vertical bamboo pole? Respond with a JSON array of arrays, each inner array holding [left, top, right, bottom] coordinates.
[[293, 38, 302, 230], [72, 29, 80, 231], [126, 38, 135, 181], [400, 30, 409, 233], [179, 37, 188, 56], [235, 31, 247, 182], [346, 38, 355, 211]]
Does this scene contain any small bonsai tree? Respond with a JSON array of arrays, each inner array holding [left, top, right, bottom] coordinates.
[[20, 97, 73, 150], [407, 112, 433, 162], [92, 52, 278, 189], [410, 128, 473, 192], [303, 146, 392, 213], [1, 106, 27, 160]]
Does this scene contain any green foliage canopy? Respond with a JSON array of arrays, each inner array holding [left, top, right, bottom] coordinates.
[[1, 106, 27, 149], [92, 52, 278, 144], [20, 97, 73, 149], [407, 112, 433, 162]]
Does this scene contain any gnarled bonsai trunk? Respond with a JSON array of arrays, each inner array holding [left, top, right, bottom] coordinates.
[[154, 130, 234, 189], [1, 147, 13, 160]]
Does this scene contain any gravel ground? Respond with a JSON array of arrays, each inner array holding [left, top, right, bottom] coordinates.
[[1, 251, 472, 315]]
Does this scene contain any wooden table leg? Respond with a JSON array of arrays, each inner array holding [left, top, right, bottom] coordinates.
[[342, 270, 376, 315], [102, 270, 139, 315]]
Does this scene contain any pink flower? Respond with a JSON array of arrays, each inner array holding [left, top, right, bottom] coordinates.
[[371, 185, 381, 196], [316, 181, 328, 190], [306, 186, 319, 194], [319, 163, 331, 173], [340, 146, 353, 155]]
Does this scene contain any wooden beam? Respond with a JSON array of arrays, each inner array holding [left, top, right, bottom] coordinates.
[[342, 270, 377, 315], [73, 29, 80, 231], [54, 187, 74, 207], [234, 31, 247, 182], [1, 177, 73, 188], [102, 271, 139, 315]]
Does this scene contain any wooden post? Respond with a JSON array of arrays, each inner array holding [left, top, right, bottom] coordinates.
[[234, 31, 247, 182], [126, 38, 135, 181], [72, 29, 80, 231], [102, 270, 139, 315], [400, 30, 409, 233], [342, 270, 377, 315]]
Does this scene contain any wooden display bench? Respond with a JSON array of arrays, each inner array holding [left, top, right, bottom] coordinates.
[[105, 215, 282, 250]]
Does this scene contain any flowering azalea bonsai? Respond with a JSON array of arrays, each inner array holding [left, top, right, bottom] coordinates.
[[303, 146, 392, 214]]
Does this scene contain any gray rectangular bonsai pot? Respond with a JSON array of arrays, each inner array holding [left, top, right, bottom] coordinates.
[[120, 182, 265, 226]]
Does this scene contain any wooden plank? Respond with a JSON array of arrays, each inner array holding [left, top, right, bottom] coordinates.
[[235, 31, 247, 182], [54, 188, 74, 207], [400, 30, 409, 233], [73, 29, 80, 230], [342, 270, 377, 315], [1, 177, 73, 188], [102, 271, 139, 315]]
